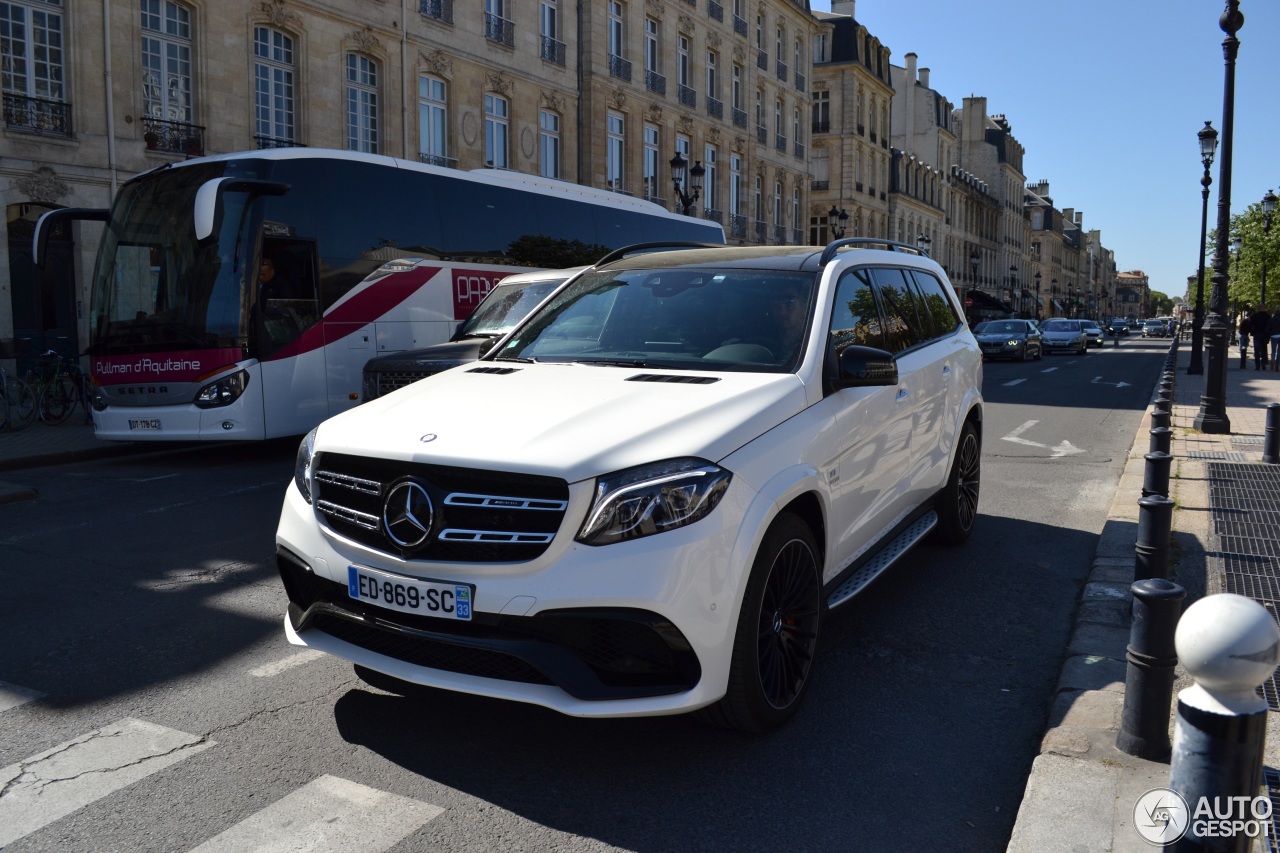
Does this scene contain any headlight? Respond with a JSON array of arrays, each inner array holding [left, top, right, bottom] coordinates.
[[194, 369, 250, 408], [576, 458, 732, 546], [294, 427, 317, 504], [1007, 339, 1019, 346]]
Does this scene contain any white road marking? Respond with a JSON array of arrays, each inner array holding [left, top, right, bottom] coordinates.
[[1001, 420, 1085, 457], [1003, 378, 1027, 386], [186, 774, 444, 853], [1040, 367, 1058, 373], [1091, 376, 1132, 388], [0, 718, 214, 848], [0, 681, 43, 713], [249, 650, 326, 678]]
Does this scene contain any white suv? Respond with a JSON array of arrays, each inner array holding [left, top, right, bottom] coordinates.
[[277, 240, 984, 731]]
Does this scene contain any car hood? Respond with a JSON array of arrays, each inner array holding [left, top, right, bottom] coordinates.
[[976, 332, 1026, 342], [316, 362, 807, 483], [363, 338, 493, 372], [1041, 329, 1082, 339]]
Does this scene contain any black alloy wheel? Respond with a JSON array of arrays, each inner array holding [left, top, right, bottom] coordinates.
[[934, 420, 981, 546]]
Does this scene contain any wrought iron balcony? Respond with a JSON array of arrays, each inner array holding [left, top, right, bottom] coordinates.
[[3, 93, 72, 136], [706, 97, 723, 120], [646, 70, 666, 95], [420, 0, 452, 23], [795, 72, 806, 93], [756, 49, 768, 70], [732, 107, 747, 128], [733, 16, 747, 37], [792, 228, 804, 245], [773, 224, 787, 244], [811, 180, 828, 190], [485, 13, 514, 47], [678, 84, 696, 108], [729, 214, 748, 240], [541, 36, 566, 66], [753, 219, 766, 243], [254, 135, 304, 149], [708, 0, 723, 21], [142, 117, 205, 156], [775, 134, 786, 153], [812, 118, 830, 133], [756, 124, 767, 145], [703, 208, 724, 224], [794, 141, 804, 159], [776, 60, 788, 82], [418, 152, 458, 168], [609, 54, 632, 81]]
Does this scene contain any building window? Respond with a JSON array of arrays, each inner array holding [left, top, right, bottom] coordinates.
[[729, 154, 741, 215], [2, 0, 68, 134], [608, 1, 624, 58], [539, 109, 560, 178], [643, 122, 660, 202], [485, 92, 508, 168], [346, 53, 378, 153], [703, 144, 717, 213], [812, 89, 829, 132], [540, 0, 564, 65], [773, 181, 782, 225], [706, 49, 718, 100], [254, 27, 295, 145], [485, 0, 513, 47], [645, 17, 658, 72], [418, 74, 448, 165], [607, 110, 624, 192], [141, 0, 193, 123]]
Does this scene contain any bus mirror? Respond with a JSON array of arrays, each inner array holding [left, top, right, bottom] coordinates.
[[32, 207, 109, 269], [193, 178, 291, 243]]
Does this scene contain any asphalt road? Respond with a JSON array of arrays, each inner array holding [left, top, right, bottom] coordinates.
[[0, 336, 1170, 852]]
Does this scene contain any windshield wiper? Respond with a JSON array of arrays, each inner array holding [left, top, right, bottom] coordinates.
[[582, 358, 650, 368], [493, 355, 538, 363]]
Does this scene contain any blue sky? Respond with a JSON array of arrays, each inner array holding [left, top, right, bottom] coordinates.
[[812, 1, 1279, 299]]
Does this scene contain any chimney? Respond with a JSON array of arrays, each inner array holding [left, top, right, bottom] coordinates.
[[831, 0, 856, 16], [1075, 211, 1083, 227], [919, 68, 930, 89]]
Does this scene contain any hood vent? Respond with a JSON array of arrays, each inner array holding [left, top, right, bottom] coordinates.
[[627, 374, 720, 385], [467, 366, 520, 375]]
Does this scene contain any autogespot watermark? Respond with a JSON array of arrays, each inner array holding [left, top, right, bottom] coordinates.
[[1134, 787, 1273, 845]]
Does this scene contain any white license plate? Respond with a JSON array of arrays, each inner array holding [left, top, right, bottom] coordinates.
[[347, 565, 473, 621], [128, 419, 161, 430]]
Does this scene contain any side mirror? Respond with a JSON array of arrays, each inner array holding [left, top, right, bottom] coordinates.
[[831, 345, 898, 390], [193, 178, 291, 243]]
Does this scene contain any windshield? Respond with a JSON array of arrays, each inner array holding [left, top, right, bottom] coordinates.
[[459, 278, 565, 337], [495, 266, 816, 372], [90, 161, 259, 355], [982, 321, 1027, 335], [1041, 320, 1079, 332]]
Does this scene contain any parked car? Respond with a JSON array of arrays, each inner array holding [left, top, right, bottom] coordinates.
[[278, 240, 984, 732], [1141, 319, 1167, 338], [1106, 318, 1130, 336], [974, 319, 1042, 361], [1082, 322, 1106, 348], [361, 267, 584, 401], [1040, 318, 1089, 354]]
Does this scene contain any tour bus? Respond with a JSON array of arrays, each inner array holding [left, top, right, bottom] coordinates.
[[34, 148, 725, 441]]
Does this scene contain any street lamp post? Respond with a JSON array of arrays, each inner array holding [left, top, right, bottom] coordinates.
[[1261, 189, 1276, 309], [670, 153, 705, 216], [1008, 264, 1018, 314], [1189, 121, 1219, 375], [916, 233, 932, 255], [828, 206, 849, 239], [1069, 284, 1076, 318], [1051, 279, 1059, 316], [1195, 0, 1244, 434], [970, 251, 980, 285], [1035, 270, 1042, 319]]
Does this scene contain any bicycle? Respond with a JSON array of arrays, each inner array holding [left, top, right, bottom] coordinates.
[[0, 365, 37, 431], [27, 351, 93, 426]]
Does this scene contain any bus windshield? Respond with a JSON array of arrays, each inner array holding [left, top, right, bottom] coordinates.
[[91, 161, 254, 356]]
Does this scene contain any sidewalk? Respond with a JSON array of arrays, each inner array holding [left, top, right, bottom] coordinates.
[[1008, 339, 1280, 852], [0, 416, 150, 501]]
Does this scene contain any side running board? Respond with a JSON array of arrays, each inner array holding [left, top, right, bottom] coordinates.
[[826, 510, 938, 610]]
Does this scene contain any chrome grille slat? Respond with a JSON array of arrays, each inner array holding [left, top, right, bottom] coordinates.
[[444, 493, 568, 511], [316, 500, 380, 530], [315, 471, 382, 495], [439, 529, 557, 544]]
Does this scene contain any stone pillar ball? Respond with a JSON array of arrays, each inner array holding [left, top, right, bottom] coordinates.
[[1175, 593, 1280, 697]]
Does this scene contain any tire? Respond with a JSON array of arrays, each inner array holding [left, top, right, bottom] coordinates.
[[933, 420, 981, 546], [39, 375, 75, 425], [1035, 344, 1043, 361], [700, 512, 822, 733], [1020, 343, 1032, 362], [4, 376, 37, 429]]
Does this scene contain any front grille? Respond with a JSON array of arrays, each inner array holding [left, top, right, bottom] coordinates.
[[313, 452, 569, 562], [278, 552, 701, 699], [375, 370, 434, 398]]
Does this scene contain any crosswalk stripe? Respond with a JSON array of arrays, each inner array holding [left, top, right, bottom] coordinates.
[[248, 650, 326, 677], [0, 717, 214, 848], [0, 680, 43, 712], [186, 774, 444, 853]]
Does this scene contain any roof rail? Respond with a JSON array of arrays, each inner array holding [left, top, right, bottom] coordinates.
[[593, 241, 724, 266], [818, 238, 930, 267]]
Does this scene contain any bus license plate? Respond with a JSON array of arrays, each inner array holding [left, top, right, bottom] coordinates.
[[128, 419, 161, 430], [347, 565, 472, 621]]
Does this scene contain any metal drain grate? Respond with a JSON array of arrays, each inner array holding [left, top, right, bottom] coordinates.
[[1265, 768, 1280, 852], [1208, 462, 1280, 711], [1233, 435, 1265, 445], [1191, 451, 1248, 461]]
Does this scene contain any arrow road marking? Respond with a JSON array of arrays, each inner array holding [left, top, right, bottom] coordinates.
[[1001, 420, 1086, 457], [1091, 376, 1131, 388], [1003, 378, 1027, 386]]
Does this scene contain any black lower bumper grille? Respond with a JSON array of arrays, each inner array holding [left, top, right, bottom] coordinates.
[[278, 549, 701, 700]]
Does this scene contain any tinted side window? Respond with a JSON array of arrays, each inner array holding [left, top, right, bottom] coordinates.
[[829, 269, 885, 355], [870, 267, 925, 354], [909, 270, 961, 340]]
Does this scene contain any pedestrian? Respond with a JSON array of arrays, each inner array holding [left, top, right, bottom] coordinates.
[[1268, 310, 1280, 372], [1251, 306, 1273, 370], [1238, 311, 1250, 359]]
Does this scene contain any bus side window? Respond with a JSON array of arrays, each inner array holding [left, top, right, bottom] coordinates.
[[257, 239, 320, 355]]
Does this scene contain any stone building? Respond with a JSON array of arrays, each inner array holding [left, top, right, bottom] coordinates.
[[0, 0, 816, 361]]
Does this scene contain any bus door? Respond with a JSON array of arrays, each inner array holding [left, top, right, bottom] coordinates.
[[254, 235, 326, 437]]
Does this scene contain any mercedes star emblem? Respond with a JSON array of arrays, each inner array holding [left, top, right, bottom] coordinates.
[[383, 481, 434, 548]]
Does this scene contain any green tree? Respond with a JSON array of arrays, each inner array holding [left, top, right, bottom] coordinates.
[[1209, 200, 1280, 311]]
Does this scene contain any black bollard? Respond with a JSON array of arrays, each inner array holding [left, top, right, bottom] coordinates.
[[1150, 409, 1171, 431], [1134, 494, 1174, 581], [1168, 594, 1280, 852], [1154, 393, 1172, 415], [1142, 451, 1173, 498], [1150, 426, 1172, 455], [1116, 578, 1186, 760], [1264, 403, 1280, 465]]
